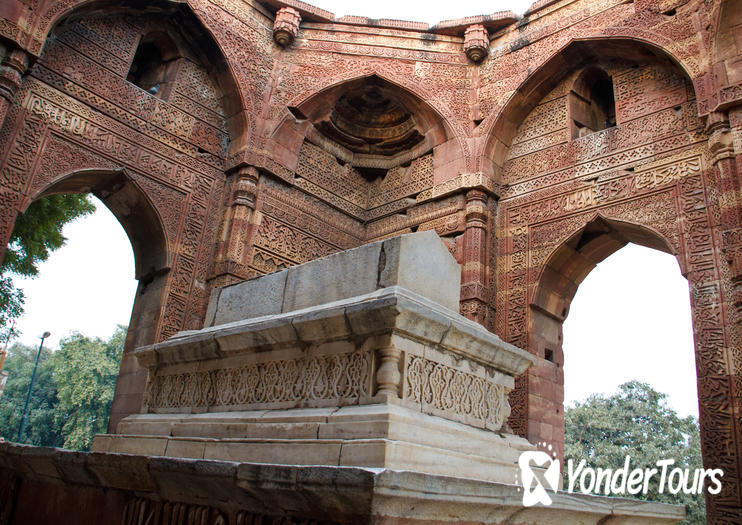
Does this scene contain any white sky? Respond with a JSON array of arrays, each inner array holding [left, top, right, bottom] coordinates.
[[562, 244, 697, 417], [9, 201, 137, 350], [5, 0, 699, 419], [306, 0, 535, 22]]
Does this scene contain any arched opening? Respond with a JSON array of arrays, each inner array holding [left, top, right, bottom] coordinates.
[[35, 170, 169, 280], [568, 67, 616, 139], [528, 216, 685, 461], [0, 0, 252, 431], [562, 243, 696, 415], [126, 31, 181, 99], [482, 38, 694, 179], [286, 74, 455, 175], [9, 196, 136, 351], [48, 0, 246, 155], [18, 170, 170, 433], [2, 195, 137, 448]]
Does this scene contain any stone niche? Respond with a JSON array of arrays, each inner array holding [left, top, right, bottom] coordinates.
[[94, 231, 537, 483]]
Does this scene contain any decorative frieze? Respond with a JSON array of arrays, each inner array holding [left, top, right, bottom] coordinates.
[[147, 349, 373, 411], [404, 354, 509, 431]]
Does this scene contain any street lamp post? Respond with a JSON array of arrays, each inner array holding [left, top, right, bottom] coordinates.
[[16, 331, 50, 443], [0, 320, 17, 398]]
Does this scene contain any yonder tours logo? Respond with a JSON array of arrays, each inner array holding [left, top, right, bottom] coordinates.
[[518, 450, 724, 507]]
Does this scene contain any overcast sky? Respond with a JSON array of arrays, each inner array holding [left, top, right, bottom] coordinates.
[[306, 0, 535, 22], [6, 0, 700, 419]]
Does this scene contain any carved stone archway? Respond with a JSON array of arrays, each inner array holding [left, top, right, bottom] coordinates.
[[21, 169, 171, 432], [0, 2, 239, 431], [493, 35, 742, 515]]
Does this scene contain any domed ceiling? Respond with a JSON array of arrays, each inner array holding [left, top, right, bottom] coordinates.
[[313, 78, 425, 157]]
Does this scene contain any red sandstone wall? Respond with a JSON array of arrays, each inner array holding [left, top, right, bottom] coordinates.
[[0, 0, 740, 521]]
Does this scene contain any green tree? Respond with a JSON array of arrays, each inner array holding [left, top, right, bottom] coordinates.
[[0, 342, 63, 447], [52, 326, 125, 451], [0, 194, 95, 339], [564, 381, 704, 524]]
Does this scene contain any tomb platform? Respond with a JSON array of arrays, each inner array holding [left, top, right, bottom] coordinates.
[[95, 230, 537, 484], [0, 232, 683, 524]]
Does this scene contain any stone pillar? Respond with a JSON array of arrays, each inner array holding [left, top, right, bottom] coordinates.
[[461, 189, 490, 326], [463, 24, 488, 63], [375, 345, 402, 401], [0, 42, 30, 266], [211, 166, 260, 287], [703, 110, 742, 519], [273, 7, 301, 47], [0, 42, 29, 131]]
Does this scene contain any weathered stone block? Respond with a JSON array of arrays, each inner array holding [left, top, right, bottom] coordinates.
[[378, 230, 460, 311], [204, 231, 461, 325], [207, 269, 288, 326], [282, 241, 383, 312]]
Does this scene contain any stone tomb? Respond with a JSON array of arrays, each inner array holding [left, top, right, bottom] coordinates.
[[1, 231, 683, 524], [94, 231, 538, 483]]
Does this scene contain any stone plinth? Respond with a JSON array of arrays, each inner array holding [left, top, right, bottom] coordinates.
[[95, 231, 536, 483], [0, 443, 685, 525]]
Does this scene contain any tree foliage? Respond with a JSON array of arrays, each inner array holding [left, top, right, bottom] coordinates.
[[0, 194, 95, 339], [0, 342, 62, 447], [54, 327, 125, 450], [0, 326, 125, 451], [564, 381, 704, 524]]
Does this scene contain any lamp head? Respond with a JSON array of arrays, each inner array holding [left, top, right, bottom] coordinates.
[[41, 332, 51, 339]]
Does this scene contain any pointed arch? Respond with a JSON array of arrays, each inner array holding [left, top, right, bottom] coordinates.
[[480, 37, 698, 175], [288, 69, 460, 140], [267, 70, 467, 179], [34, 0, 248, 150], [532, 214, 678, 323], [29, 169, 170, 280], [515, 214, 688, 464], [11, 167, 174, 433], [283, 69, 466, 169]]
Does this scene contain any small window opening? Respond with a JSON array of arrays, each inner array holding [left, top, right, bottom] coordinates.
[[569, 68, 616, 139], [545, 349, 555, 363], [127, 32, 180, 99]]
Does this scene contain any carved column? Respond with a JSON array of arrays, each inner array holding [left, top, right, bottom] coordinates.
[[461, 189, 489, 326], [0, 43, 30, 266], [211, 166, 260, 288], [273, 7, 301, 47], [692, 110, 742, 521], [0, 42, 29, 131], [375, 345, 402, 401], [708, 112, 742, 274]]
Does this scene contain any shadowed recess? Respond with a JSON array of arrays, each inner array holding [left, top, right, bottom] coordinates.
[[314, 77, 425, 157]]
